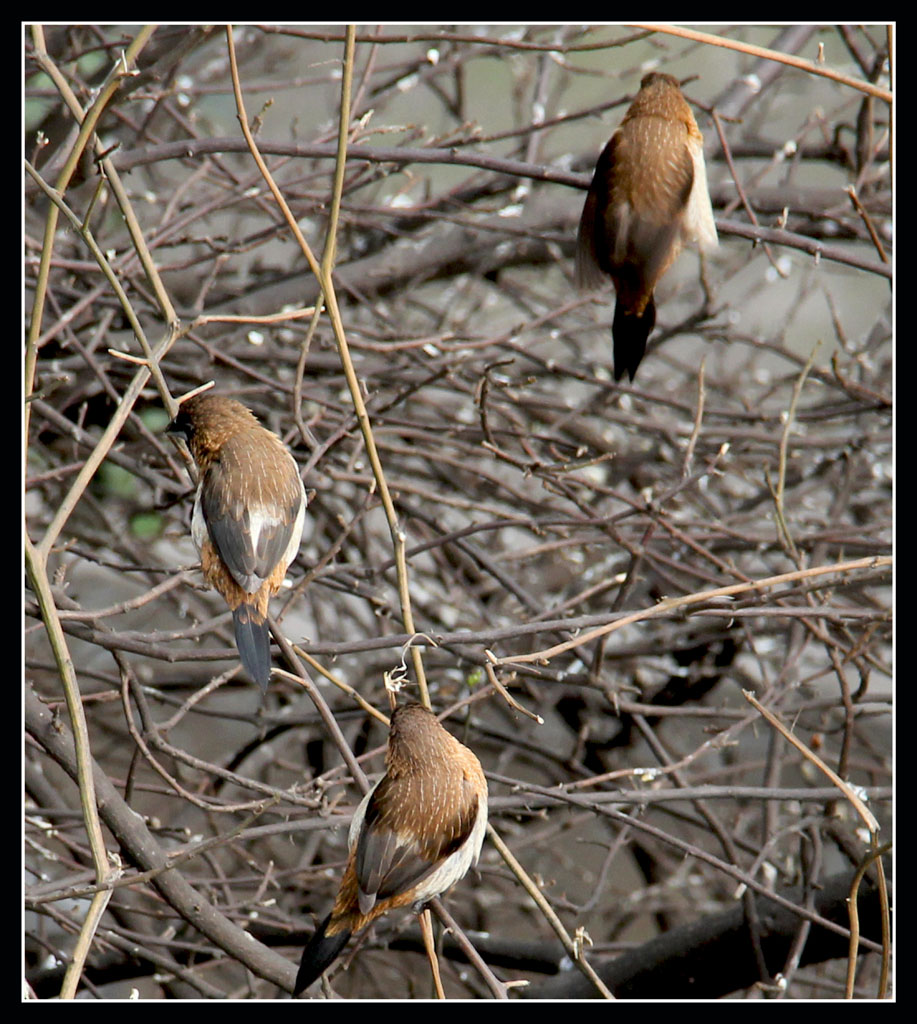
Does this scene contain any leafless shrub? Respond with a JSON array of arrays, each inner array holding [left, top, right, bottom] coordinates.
[[25, 24, 891, 1000]]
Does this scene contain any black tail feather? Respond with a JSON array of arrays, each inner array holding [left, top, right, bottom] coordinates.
[[294, 914, 352, 995], [612, 296, 656, 382], [232, 604, 271, 692]]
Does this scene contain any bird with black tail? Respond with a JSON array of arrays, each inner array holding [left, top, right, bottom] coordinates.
[[576, 72, 718, 381], [167, 392, 306, 692], [295, 703, 488, 995]]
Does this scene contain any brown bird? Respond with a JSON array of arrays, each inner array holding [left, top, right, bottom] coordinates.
[[294, 703, 488, 995], [575, 72, 718, 381], [167, 393, 306, 692]]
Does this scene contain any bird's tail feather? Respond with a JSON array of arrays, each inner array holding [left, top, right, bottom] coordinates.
[[612, 295, 656, 382], [294, 914, 352, 994], [232, 604, 271, 692]]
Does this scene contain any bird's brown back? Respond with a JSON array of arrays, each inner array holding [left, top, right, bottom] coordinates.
[[577, 73, 699, 310]]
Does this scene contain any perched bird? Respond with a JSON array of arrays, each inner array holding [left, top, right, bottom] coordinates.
[[167, 392, 306, 692], [295, 703, 488, 995], [575, 72, 718, 381]]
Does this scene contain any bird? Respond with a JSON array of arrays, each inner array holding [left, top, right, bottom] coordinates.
[[294, 702, 488, 995], [575, 71, 718, 382], [167, 392, 306, 692]]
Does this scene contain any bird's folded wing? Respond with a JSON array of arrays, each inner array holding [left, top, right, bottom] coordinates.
[[354, 774, 480, 908], [201, 440, 302, 592]]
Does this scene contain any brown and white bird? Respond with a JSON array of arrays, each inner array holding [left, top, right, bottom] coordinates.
[[576, 72, 718, 381], [167, 393, 306, 692], [294, 703, 488, 995]]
